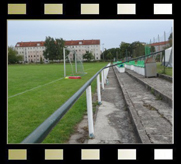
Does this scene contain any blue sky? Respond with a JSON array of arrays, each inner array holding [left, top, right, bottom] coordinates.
[[8, 19, 173, 50]]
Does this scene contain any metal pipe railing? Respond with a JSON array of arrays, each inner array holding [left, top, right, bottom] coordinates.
[[104, 50, 164, 69], [21, 63, 110, 143]]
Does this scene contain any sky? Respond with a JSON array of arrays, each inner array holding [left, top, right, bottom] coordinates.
[[8, 19, 173, 50]]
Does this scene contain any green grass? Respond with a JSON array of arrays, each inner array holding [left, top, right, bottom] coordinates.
[[8, 62, 108, 143], [156, 62, 172, 76]]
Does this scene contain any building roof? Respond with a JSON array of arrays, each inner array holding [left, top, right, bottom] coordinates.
[[150, 41, 170, 46], [15, 41, 45, 47], [65, 40, 100, 46], [15, 39, 100, 47]]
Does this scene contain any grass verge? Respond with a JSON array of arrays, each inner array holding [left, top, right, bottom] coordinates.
[[156, 62, 172, 76]]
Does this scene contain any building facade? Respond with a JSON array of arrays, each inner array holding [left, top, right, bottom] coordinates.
[[150, 41, 170, 52], [15, 41, 45, 63], [65, 40, 101, 60], [15, 39, 101, 63]]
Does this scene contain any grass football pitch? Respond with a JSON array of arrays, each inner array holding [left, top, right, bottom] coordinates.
[[8, 62, 108, 143]]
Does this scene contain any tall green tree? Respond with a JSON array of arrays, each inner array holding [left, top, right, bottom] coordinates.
[[83, 51, 94, 61], [106, 52, 113, 60], [119, 42, 131, 59], [55, 38, 65, 60], [101, 48, 121, 60], [8, 46, 23, 64], [168, 32, 172, 47], [130, 41, 145, 58], [150, 46, 155, 53], [43, 36, 65, 60]]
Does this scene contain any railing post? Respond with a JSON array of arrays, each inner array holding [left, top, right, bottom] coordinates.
[[97, 74, 101, 105], [101, 70, 104, 90], [86, 85, 94, 138], [103, 69, 106, 84], [104, 63, 110, 84]]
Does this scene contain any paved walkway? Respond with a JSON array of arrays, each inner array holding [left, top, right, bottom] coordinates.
[[87, 67, 140, 144]]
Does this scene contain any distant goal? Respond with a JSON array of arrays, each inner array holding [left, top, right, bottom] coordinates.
[[63, 48, 86, 78]]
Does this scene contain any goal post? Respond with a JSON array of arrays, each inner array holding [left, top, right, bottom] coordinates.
[[63, 47, 86, 77]]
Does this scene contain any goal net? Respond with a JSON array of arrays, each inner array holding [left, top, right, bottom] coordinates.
[[64, 49, 86, 77]]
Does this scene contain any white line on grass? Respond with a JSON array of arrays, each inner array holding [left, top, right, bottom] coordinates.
[[8, 68, 92, 99], [8, 77, 64, 99]]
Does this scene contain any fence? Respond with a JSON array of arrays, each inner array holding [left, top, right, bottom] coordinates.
[[147, 28, 172, 49], [146, 28, 173, 74], [21, 63, 110, 143]]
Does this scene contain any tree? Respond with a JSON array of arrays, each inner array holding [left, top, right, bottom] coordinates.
[[55, 38, 65, 60], [83, 51, 94, 61], [150, 46, 155, 53], [107, 52, 113, 60], [8, 46, 23, 64], [130, 41, 145, 58], [40, 56, 43, 64], [168, 32, 172, 47], [43, 36, 65, 61], [119, 42, 131, 59]]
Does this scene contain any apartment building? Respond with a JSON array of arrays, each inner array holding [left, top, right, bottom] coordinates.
[[15, 41, 45, 63], [15, 39, 101, 63], [150, 41, 170, 52], [65, 39, 101, 60]]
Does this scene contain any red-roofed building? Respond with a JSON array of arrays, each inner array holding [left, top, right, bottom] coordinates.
[[15, 39, 101, 63], [15, 41, 46, 63], [150, 41, 170, 52], [64, 39, 101, 60]]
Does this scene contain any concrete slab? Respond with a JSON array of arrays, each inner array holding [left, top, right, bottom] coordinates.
[[87, 68, 140, 144], [114, 67, 173, 144]]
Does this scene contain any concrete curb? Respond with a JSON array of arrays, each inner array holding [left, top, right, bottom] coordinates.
[[157, 73, 172, 82], [126, 70, 172, 107], [113, 67, 151, 144]]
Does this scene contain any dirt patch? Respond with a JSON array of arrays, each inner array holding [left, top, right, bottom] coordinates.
[[67, 91, 99, 144]]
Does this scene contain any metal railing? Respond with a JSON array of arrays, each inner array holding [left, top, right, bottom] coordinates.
[[21, 63, 110, 143], [21, 50, 164, 144]]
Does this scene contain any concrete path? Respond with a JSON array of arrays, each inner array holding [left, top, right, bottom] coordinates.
[[87, 67, 140, 144]]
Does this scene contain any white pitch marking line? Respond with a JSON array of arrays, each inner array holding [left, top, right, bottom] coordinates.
[[8, 68, 92, 99], [8, 77, 64, 99]]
